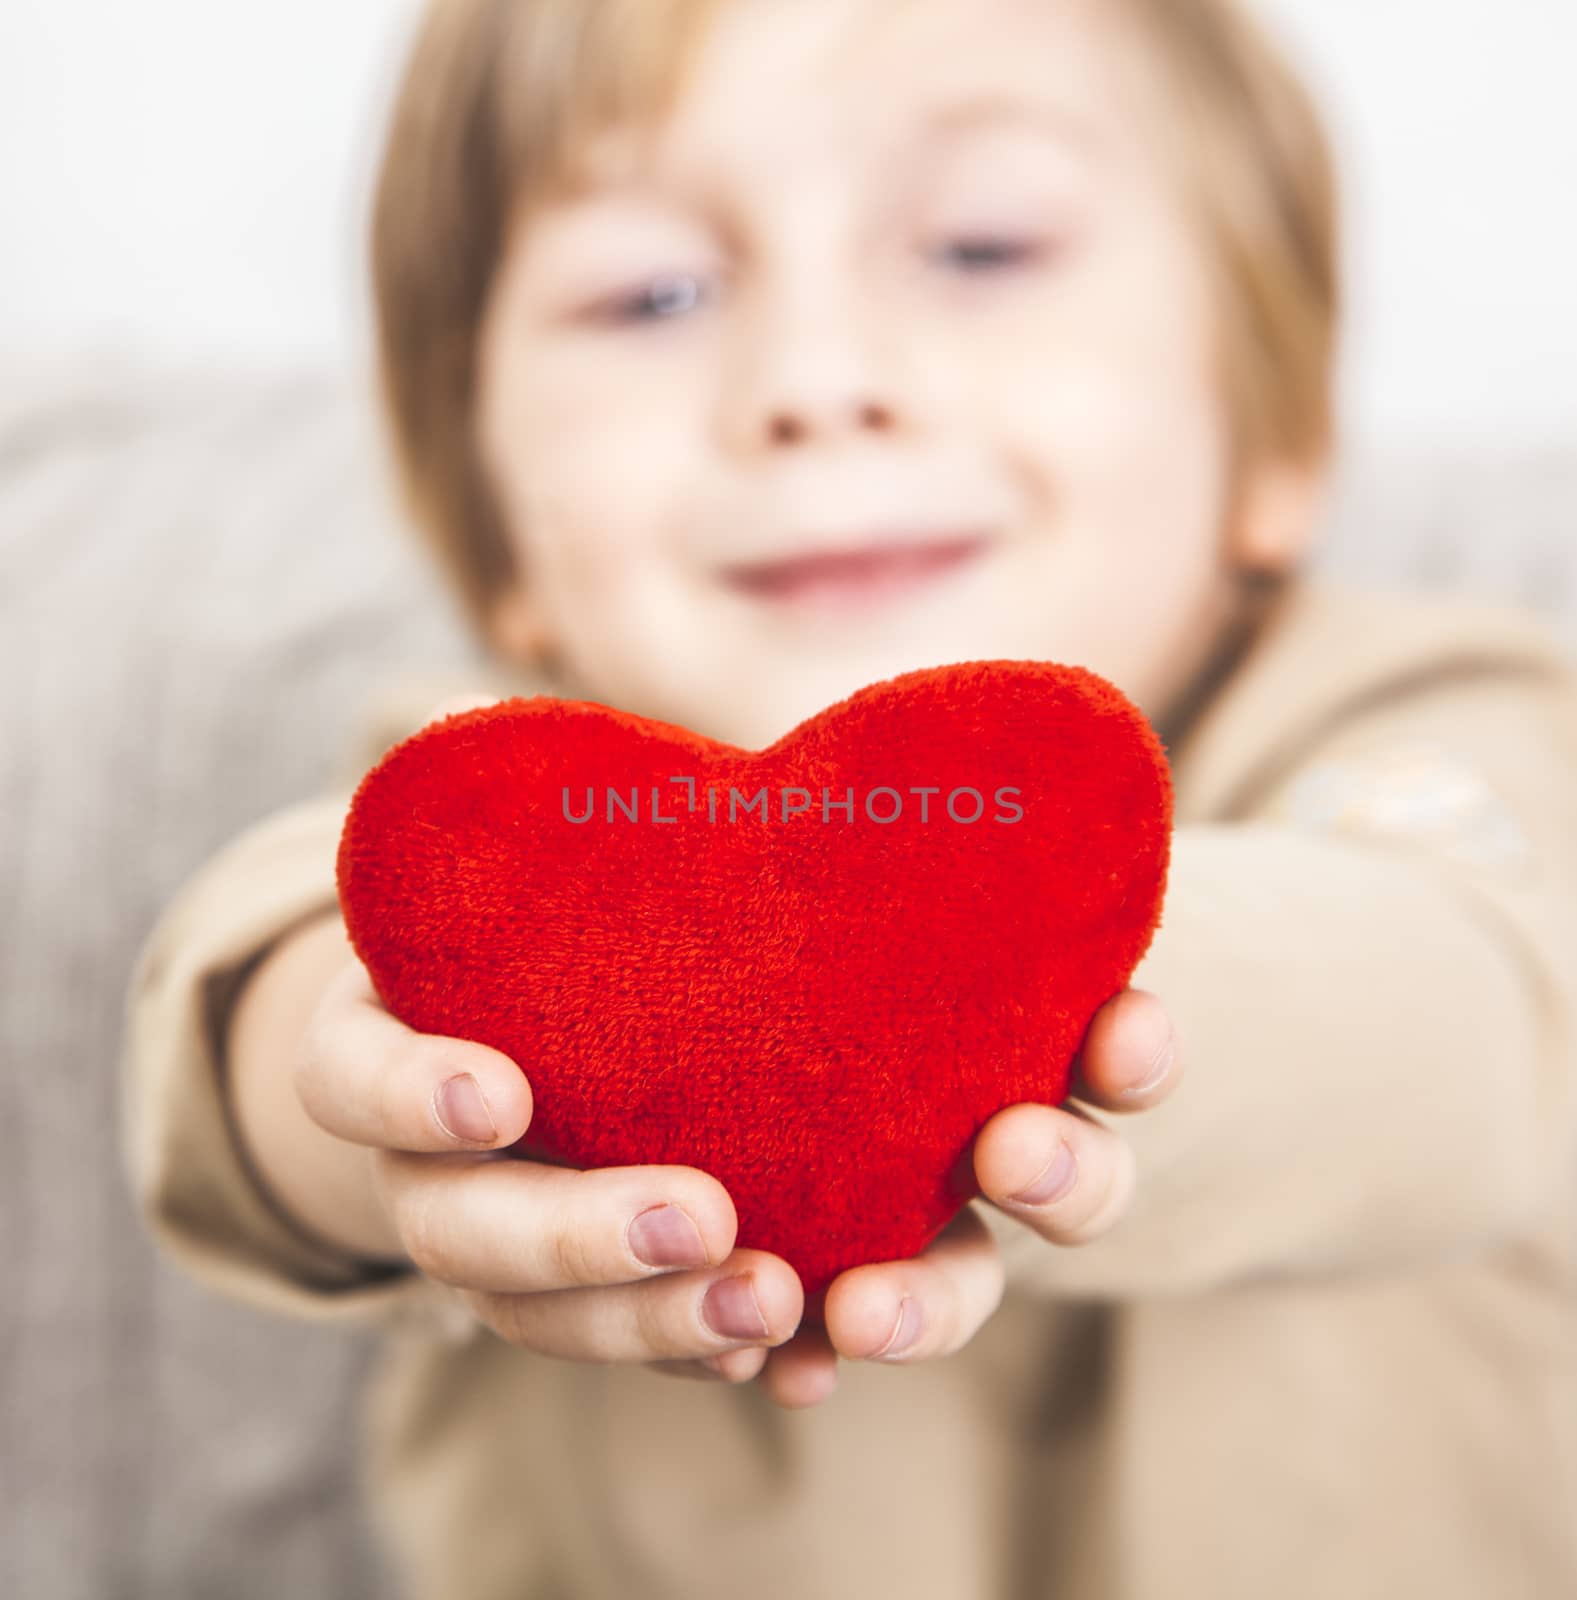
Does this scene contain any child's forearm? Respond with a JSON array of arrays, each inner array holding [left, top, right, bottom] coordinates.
[[225, 910, 410, 1266]]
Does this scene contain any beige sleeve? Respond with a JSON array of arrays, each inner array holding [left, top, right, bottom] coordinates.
[[118, 790, 479, 1343], [981, 659, 1577, 1297]]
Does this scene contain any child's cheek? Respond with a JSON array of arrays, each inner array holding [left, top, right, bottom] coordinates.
[[974, 335, 1219, 521]]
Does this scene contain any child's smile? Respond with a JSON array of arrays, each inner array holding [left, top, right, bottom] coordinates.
[[717, 529, 996, 616]]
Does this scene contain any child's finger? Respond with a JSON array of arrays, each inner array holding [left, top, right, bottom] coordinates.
[[296, 956, 534, 1153], [754, 1324, 842, 1408], [821, 1205, 1004, 1365], [972, 1100, 1138, 1248], [647, 1348, 771, 1384], [373, 1146, 743, 1294], [1068, 986, 1182, 1111], [705, 1346, 772, 1382], [448, 1246, 803, 1363]]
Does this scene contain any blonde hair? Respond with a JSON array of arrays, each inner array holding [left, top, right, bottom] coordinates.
[[369, 0, 1341, 642]]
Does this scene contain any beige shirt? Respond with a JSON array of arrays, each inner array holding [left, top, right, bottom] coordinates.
[[119, 573, 1577, 1600]]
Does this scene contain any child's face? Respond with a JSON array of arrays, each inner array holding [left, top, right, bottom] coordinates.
[[476, 0, 1318, 748]]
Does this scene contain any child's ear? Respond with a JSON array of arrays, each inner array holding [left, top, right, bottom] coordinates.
[[1227, 456, 1328, 577]]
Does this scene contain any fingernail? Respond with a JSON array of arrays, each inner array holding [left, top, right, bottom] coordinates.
[[1122, 1028, 1175, 1098], [435, 1073, 497, 1144], [873, 1296, 923, 1360], [1009, 1142, 1077, 1206], [628, 1205, 708, 1269], [702, 1274, 769, 1341]]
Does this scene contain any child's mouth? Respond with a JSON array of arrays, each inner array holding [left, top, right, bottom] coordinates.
[[719, 531, 993, 613]]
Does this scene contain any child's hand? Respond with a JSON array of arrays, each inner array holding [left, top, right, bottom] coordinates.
[[745, 987, 1184, 1410], [297, 951, 804, 1376], [297, 693, 799, 1380]]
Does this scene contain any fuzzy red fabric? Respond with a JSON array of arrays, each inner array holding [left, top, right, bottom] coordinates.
[[336, 659, 1172, 1304]]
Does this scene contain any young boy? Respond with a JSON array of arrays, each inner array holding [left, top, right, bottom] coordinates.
[[120, 0, 1577, 1596]]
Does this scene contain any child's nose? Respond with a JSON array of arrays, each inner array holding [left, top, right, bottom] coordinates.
[[764, 398, 896, 447], [721, 273, 925, 454]]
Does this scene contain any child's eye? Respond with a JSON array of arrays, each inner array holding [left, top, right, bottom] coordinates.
[[599, 272, 711, 325], [587, 235, 1048, 326], [933, 236, 1045, 274]]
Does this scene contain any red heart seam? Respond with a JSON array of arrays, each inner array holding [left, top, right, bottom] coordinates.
[[336, 659, 1172, 1302]]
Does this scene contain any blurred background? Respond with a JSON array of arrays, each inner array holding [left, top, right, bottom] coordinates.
[[1, 2, 1573, 1598]]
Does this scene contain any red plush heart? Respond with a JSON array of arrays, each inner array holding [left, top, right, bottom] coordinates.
[[336, 659, 1171, 1303]]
